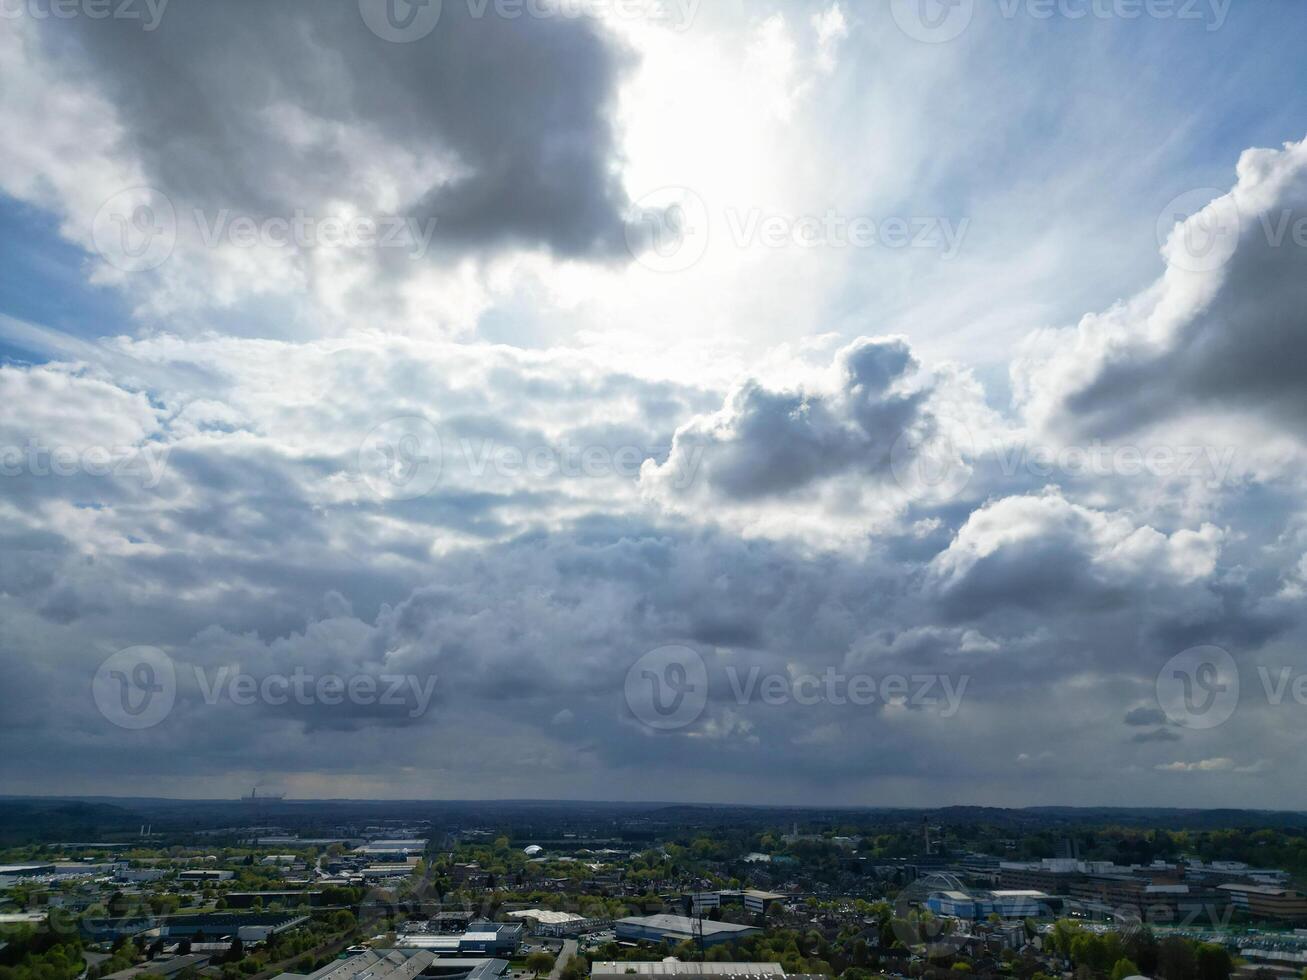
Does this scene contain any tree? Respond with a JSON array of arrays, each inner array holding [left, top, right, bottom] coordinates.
[[226, 938, 245, 964], [1196, 943, 1232, 980], [525, 952, 556, 976], [1110, 958, 1140, 980], [1157, 937, 1196, 980]]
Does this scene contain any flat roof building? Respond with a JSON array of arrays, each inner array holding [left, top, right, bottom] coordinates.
[[615, 915, 762, 948], [1220, 884, 1307, 923]]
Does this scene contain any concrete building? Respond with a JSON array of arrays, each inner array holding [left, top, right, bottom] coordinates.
[[685, 892, 720, 915], [741, 891, 784, 915]]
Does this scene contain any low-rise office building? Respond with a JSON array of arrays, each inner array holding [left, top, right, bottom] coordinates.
[[1220, 884, 1307, 923]]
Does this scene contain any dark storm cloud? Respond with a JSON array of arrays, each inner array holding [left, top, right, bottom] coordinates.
[[48, 0, 636, 259]]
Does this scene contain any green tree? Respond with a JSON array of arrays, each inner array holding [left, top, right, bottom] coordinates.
[[525, 952, 556, 976]]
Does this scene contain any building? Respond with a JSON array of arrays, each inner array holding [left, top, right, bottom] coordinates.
[[996, 859, 1229, 924], [361, 863, 419, 880], [504, 909, 611, 937], [1188, 861, 1290, 886], [615, 915, 763, 948], [160, 913, 309, 942], [79, 917, 156, 943], [353, 840, 427, 861], [925, 889, 1060, 920], [395, 921, 523, 956], [0, 864, 57, 878], [592, 962, 785, 980], [682, 891, 784, 917], [430, 911, 476, 932], [178, 870, 234, 883], [115, 869, 169, 884], [450, 864, 489, 888], [101, 953, 214, 980], [271, 950, 462, 980], [741, 891, 784, 915], [684, 892, 720, 915], [423, 959, 511, 980], [223, 891, 326, 910], [1220, 884, 1307, 923]]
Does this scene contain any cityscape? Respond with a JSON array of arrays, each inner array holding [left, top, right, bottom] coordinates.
[[6, 801, 1307, 980]]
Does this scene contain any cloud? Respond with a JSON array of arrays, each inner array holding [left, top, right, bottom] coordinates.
[[927, 490, 1224, 618], [0, 1, 641, 332], [1016, 136, 1307, 442], [639, 336, 982, 542], [5, 5, 1307, 808], [1124, 705, 1168, 727], [1156, 758, 1270, 773]]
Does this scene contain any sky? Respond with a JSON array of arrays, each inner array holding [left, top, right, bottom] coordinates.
[[2, 0, 1307, 808]]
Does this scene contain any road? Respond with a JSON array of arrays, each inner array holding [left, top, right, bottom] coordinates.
[[548, 939, 578, 980]]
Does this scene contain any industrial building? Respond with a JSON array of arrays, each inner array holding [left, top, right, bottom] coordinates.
[[395, 921, 523, 955], [353, 840, 427, 861], [504, 909, 611, 937], [615, 915, 762, 948], [160, 912, 309, 942], [270, 950, 481, 980]]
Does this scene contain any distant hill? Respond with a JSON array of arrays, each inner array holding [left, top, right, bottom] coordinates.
[[0, 798, 145, 846]]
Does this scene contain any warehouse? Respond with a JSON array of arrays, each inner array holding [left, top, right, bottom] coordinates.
[[615, 915, 762, 948]]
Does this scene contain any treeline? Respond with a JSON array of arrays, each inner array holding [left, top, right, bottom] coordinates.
[[0, 928, 85, 980], [1046, 921, 1233, 980]]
